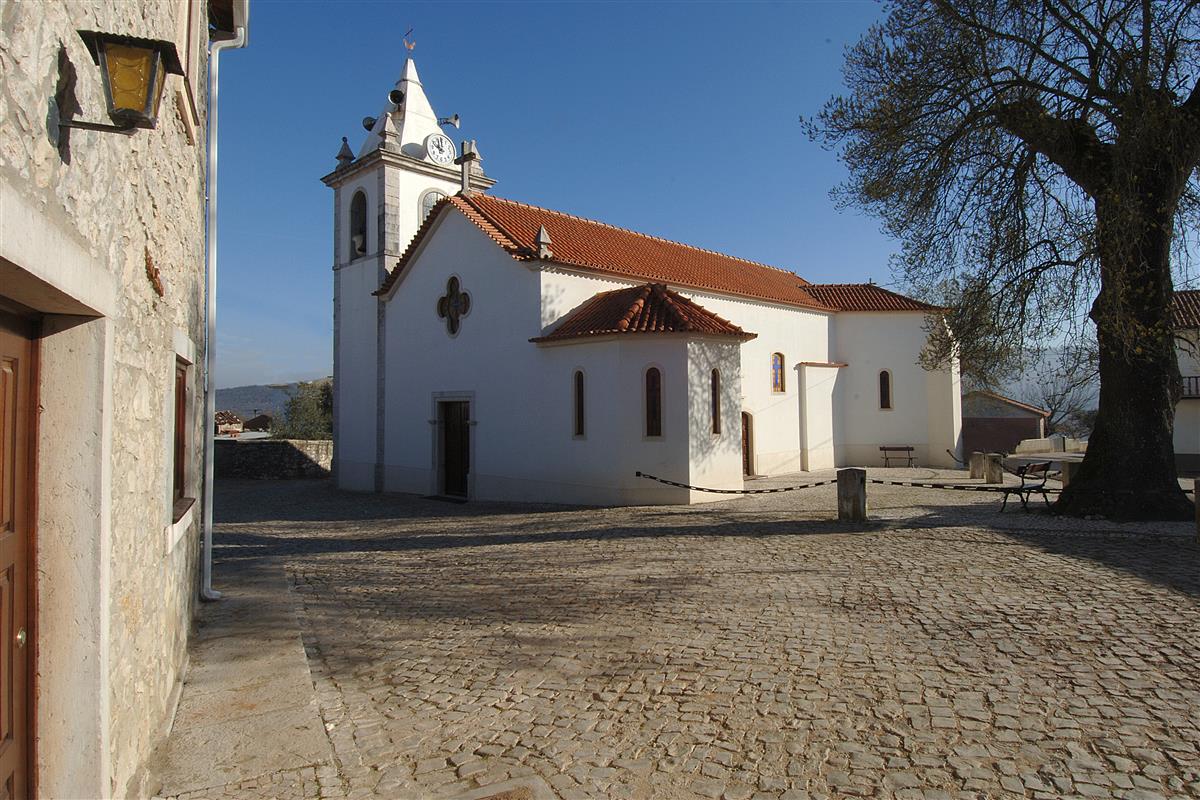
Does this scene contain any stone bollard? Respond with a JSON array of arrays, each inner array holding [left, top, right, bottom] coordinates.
[[837, 468, 867, 522], [983, 453, 1004, 484], [968, 451, 986, 479], [1060, 460, 1081, 487]]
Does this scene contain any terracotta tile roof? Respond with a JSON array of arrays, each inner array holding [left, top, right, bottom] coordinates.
[[377, 193, 832, 310], [531, 284, 756, 343], [1173, 289, 1200, 328], [804, 283, 944, 312], [214, 410, 242, 425]]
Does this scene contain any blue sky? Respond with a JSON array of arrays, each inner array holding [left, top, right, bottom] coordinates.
[[215, 0, 892, 388]]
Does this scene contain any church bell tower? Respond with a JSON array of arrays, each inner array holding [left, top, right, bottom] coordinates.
[[321, 53, 495, 491]]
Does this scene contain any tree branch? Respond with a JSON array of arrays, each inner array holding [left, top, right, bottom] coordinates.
[[992, 98, 1111, 196]]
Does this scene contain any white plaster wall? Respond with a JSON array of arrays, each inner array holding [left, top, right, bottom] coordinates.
[[926, 354, 963, 464], [333, 261, 382, 490], [832, 312, 959, 467], [685, 339, 745, 501], [799, 365, 840, 470]]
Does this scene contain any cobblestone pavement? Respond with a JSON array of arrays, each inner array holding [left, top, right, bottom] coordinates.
[[207, 472, 1199, 800]]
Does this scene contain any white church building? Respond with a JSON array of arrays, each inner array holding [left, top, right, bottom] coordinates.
[[323, 57, 962, 505]]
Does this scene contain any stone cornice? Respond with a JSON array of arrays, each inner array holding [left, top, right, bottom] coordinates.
[[321, 150, 496, 190]]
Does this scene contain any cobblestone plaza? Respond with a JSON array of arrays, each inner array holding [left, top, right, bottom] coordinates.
[[163, 474, 1199, 799]]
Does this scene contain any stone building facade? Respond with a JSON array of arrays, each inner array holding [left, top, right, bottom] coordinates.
[[0, 1, 247, 796]]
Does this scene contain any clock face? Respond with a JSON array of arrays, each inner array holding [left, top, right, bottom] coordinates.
[[426, 134, 455, 165]]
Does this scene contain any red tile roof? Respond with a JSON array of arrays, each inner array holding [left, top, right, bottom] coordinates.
[[804, 283, 944, 312], [376, 194, 943, 316], [377, 193, 832, 310], [531, 284, 756, 343], [1173, 289, 1200, 328]]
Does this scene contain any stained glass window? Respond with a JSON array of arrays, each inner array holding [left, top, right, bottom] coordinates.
[[771, 353, 785, 392]]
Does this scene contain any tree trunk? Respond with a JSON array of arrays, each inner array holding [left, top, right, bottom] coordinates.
[[1055, 197, 1194, 520]]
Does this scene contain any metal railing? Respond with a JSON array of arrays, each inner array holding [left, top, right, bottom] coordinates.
[[1184, 375, 1200, 398]]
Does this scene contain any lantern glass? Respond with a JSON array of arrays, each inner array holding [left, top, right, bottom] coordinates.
[[77, 31, 182, 130], [103, 43, 157, 122]]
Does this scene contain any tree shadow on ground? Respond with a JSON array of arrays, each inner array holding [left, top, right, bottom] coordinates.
[[214, 479, 1199, 603]]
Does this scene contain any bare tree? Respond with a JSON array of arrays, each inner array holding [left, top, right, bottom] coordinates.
[[807, 0, 1198, 519], [1019, 342, 1100, 436]]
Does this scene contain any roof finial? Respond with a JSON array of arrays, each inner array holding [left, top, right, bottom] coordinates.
[[403, 27, 415, 52], [336, 136, 354, 167], [536, 226, 554, 260]]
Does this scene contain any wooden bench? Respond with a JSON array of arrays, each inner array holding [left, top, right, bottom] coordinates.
[[879, 445, 915, 467], [999, 461, 1052, 511]]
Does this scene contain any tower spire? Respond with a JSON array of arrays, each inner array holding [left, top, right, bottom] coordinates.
[[356, 52, 442, 159]]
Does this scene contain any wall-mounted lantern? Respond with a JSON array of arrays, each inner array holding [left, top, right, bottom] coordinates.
[[56, 30, 183, 136]]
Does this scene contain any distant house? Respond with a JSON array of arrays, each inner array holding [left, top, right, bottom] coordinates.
[[243, 413, 273, 432], [962, 390, 1050, 455], [215, 410, 244, 436], [1173, 290, 1200, 473]]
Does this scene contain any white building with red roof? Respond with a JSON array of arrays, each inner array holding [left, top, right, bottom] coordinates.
[[322, 57, 962, 504], [1173, 289, 1200, 472]]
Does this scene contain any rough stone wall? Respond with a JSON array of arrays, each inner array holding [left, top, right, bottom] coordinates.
[[0, 1, 209, 795], [216, 439, 334, 479]]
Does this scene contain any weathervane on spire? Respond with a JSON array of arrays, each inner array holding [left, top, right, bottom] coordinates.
[[403, 27, 415, 52]]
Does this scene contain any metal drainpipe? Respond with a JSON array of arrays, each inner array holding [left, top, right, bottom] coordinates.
[[202, 19, 248, 601]]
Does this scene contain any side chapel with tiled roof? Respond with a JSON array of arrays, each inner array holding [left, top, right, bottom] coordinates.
[[325, 55, 964, 504]]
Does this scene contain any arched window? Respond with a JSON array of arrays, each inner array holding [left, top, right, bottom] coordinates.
[[771, 353, 785, 392], [879, 370, 893, 409], [420, 189, 447, 224], [645, 367, 662, 437], [710, 369, 721, 435], [573, 370, 585, 437], [349, 190, 367, 260]]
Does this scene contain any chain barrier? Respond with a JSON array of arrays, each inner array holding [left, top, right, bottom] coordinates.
[[637, 471, 1194, 498], [867, 478, 1060, 494], [634, 471, 836, 494]]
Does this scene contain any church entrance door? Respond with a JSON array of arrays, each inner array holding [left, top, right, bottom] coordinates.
[[741, 412, 753, 477], [440, 401, 470, 497]]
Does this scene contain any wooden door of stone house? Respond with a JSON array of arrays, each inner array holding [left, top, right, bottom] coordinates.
[[440, 401, 469, 497], [0, 312, 33, 799]]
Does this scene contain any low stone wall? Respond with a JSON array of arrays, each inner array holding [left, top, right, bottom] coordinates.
[[215, 439, 332, 479]]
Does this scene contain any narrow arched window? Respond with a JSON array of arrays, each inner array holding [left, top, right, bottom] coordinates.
[[420, 189, 447, 225], [771, 353, 785, 392], [645, 367, 662, 437], [573, 370, 585, 437], [711, 369, 721, 435], [879, 370, 893, 409], [349, 191, 367, 260]]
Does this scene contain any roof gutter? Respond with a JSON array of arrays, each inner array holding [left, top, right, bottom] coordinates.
[[201, 0, 249, 602]]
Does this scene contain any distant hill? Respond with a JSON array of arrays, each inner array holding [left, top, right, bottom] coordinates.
[[216, 377, 331, 421]]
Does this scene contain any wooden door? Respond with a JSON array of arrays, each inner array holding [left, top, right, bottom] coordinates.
[[0, 313, 33, 799], [741, 412, 753, 477], [441, 401, 469, 497]]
